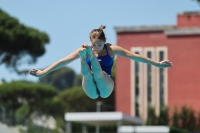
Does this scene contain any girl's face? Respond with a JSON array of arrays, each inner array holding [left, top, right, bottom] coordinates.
[[92, 39, 105, 52]]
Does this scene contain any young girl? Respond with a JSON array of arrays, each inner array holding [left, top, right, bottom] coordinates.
[[29, 25, 173, 99]]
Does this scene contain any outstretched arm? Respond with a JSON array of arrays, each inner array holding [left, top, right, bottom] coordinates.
[[112, 45, 173, 68], [29, 48, 81, 78]]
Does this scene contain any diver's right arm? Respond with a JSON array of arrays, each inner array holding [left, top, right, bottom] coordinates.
[[29, 48, 80, 78]]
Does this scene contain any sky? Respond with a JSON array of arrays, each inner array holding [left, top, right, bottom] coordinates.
[[0, 0, 199, 82]]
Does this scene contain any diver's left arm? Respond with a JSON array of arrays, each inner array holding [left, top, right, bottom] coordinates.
[[111, 45, 173, 68]]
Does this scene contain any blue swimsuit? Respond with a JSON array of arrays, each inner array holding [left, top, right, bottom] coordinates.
[[86, 44, 114, 95]]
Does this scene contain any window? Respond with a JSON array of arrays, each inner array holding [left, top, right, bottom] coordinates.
[[143, 47, 155, 120], [130, 47, 168, 118], [130, 48, 143, 117], [147, 52, 152, 107], [135, 52, 140, 117], [159, 51, 165, 107], [155, 47, 168, 115]]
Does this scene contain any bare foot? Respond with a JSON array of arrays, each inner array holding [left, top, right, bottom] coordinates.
[[85, 45, 93, 60], [79, 48, 87, 63]]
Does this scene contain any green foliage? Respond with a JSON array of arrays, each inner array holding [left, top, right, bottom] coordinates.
[[170, 126, 188, 133], [179, 105, 197, 131], [99, 126, 117, 133], [73, 74, 82, 86], [0, 81, 58, 117], [40, 67, 76, 91], [70, 123, 116, 133], [171, 106, 200, 131], [43, 96, 66, 118], [58, 86, 115, 112], [146, 106, 158, 125], [27, 122, 64, 133], [197, 112, 200, 131], [58, 86, 97, 112], [0, 8, 49, 71], [15, 105, 29, 124], [0, 58, 116, 130], [147, 105, 200, 131], [146, 106, 169, 125], [194, 0, 200, 4], [157, 106, 169, 125], [17, 69, 30, 76], [172, 107, 180, 128]]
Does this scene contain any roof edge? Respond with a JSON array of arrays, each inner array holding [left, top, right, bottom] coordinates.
[[114, 25, 175, 33], [114, 25, 200, 35]]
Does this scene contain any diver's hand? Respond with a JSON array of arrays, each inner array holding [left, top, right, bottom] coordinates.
[[29, 69, 44, 78], [158, 60, 173, 68]]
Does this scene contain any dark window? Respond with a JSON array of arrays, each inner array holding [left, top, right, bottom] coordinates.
[[135, 52, 140, 117], [147, 52, 152, 107], [159, 51, 164, 107]]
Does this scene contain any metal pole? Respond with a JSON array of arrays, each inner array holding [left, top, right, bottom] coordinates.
[[82, 124, 88, 133], [96, 101, 101, 133], [117, 121, 122, 133], [96, 101, 101, 112], [1, 106, 5, 123], [96, 126, 100, 133], [66, 121, 71, 133]]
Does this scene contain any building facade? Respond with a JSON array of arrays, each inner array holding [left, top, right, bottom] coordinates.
[[114, 11, 200, 120]]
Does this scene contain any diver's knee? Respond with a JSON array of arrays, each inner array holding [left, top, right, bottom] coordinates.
[[100, 93, 110, 98], [88, 94, 99, 99]]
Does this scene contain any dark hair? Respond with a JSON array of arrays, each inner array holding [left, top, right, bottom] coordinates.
[[89, 25, 106, 42]]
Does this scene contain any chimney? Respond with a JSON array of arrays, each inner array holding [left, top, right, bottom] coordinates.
[[177, 11, 200, 28]]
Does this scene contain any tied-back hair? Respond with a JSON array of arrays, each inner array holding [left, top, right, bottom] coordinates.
[[90, 25, 106, 42], [99, 25, 106, 31]]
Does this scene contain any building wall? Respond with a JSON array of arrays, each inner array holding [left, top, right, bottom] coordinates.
[[115, 32, 169, 117], [115, 13, 200, 119], [177, 12, 200, 27], [167, 35, 200, 112]]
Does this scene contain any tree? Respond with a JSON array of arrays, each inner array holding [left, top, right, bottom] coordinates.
[[146, 106, 169, 126], [170, 126, 188, 133], [0, 81, 63, 124], [0, 81, 66, 131], [193, 0, 200, 4], [58, 86, 97, 112], [73, 74, 82, 86], [196, 0, 200, 3], [172, 107, 180, 128], [197, 112, 200, 131], [39, 67, 76, 91], [157, 106, 169, 125], [179, 106, 196, 131], [0, 8, 49, 71], [146, 106, 158, 125], [58, 86, 115, 112]]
